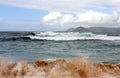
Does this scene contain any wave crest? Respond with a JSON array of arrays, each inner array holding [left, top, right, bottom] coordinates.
[[28, 32, 120, 41], [1, 32, 120, 41]]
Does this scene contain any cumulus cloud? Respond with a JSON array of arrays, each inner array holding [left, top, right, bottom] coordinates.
[[42, 11, 120, 27], [42, 12, 75, 26], [42, 12, 61, 26]]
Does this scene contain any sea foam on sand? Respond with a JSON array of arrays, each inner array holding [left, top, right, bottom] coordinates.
[[0, 58, 120, 78]]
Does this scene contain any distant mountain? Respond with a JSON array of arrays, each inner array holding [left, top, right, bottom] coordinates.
[[67, 27, 120, 36], [68, 27, 90, 33]]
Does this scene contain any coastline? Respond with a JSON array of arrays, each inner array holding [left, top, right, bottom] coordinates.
[[0, 58, 120, 78]]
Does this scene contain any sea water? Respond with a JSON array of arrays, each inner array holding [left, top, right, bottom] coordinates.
[[0, 32, 120, 63]]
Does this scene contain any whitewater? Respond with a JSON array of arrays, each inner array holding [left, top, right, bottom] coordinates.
[[1, 58, 120, 78], [28, 32, 120, 41]]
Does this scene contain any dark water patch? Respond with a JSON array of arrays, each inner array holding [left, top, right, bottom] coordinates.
[[0, 32, 35, 36], [0, 36, 109, 42], [0, 37, 31, 41], [0, 51, 6, 54], [103, 44, 120, 48]]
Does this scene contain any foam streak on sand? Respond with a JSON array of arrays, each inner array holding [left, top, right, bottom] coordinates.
[[0, 58, 120, 78]]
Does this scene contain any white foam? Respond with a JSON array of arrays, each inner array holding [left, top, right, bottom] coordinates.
[[28, 32, 120, 41]]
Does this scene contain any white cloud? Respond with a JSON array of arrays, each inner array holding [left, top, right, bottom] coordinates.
[[92, 0, 120, 11], [0, 0, 95, 13], [42, 12, 61, 26], [76, 11, 120, 26], [42, 12, 75, 26], [42, 11, 120, 27], [101, 0, 120, 7], [1, 0, 120, 13]]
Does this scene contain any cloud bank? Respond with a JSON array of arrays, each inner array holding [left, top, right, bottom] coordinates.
[[0, 0, 120, 12], [42, 11, 120, 28]]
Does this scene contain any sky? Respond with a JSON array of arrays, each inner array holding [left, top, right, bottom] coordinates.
[[0, 0, 120, 31]]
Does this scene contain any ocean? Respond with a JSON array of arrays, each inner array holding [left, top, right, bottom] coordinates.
[[0, 31, 120, 63], [1, 31, 120, 78]]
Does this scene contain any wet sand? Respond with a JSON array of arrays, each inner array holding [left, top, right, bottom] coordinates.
[[0, 58, 120, 78]]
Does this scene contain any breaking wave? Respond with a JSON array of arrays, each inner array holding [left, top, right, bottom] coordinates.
[[1, 32, 120, 41], [28, 32, 120, 41], [1, 58, 120, 78]]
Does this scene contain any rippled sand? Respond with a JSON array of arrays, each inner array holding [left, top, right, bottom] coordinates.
[[0, 58, 120, 78]]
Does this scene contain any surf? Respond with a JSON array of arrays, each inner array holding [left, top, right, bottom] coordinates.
[[28, 32, 120, 41], [0, 58, 120, 78], [1, 32, 120, 41]]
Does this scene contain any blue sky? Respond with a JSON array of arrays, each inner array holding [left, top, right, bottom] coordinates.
[[0, 6, 49, 31], [0, 6, 48, 20], [0, 0, 120, 31]]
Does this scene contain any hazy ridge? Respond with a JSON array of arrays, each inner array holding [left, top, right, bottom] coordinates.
[[67, 27, 120, 36]]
